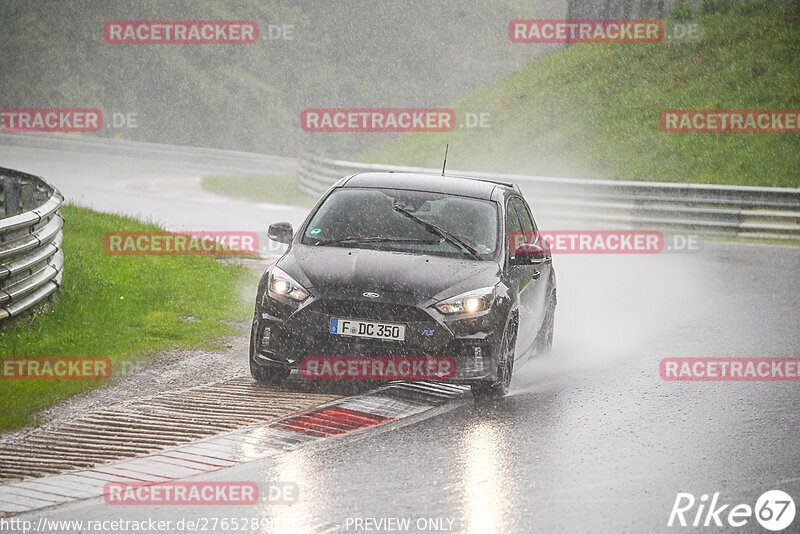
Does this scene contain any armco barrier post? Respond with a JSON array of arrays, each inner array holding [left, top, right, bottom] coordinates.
[[2, 177, 21, 217]]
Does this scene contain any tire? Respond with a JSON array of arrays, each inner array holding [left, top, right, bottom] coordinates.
[[471, 317, 517, 398], [250, 357, 289, 385]]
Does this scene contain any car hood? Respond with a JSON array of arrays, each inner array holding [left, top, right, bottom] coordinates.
[[277, 245, 501, 301]]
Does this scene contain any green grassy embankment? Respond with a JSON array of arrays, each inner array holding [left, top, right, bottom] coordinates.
[[202, 174, 317, 208], [0, 205, 257, 431], [361, 2, 800, 187]]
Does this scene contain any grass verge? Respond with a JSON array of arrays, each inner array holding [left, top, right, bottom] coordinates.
[[360, 2, 800, 187], [202, 174, 318, 208], [0, 205, 257, 432]]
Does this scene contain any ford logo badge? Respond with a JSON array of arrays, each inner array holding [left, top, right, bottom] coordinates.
[[363, 292, 380, 298]]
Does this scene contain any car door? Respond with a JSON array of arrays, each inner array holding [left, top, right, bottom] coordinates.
[[509, 197, 549, 358]]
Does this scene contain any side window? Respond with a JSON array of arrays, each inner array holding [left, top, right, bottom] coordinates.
[[510, 198, 536, 245], [505, 200, 524, 262]]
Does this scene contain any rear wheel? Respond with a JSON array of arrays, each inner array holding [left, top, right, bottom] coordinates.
[[471, 317, 517, 398], [250, 357, 289, 385]]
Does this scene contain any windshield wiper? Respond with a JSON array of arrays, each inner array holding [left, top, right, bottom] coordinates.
[[392, 205, 482, 260], [312, 236, 440, 246]]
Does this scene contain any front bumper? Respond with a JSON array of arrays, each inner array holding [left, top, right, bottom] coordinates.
[[249, 287, 505, 382]]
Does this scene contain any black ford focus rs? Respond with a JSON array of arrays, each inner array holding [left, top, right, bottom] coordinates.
[[249, 172, 556, 397]]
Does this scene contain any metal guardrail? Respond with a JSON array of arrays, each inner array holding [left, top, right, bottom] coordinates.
[[299, 152, 800, 241], [0, 168, 64, 323]]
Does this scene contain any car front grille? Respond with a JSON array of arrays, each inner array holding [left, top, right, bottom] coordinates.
[[302, 299, 432, 323]]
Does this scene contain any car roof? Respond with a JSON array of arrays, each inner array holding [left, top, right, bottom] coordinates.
[[341, 172, 518, 200]]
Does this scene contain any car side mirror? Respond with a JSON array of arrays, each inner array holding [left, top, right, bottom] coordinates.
[[267, 222, 293, 244], [512, 243, 550, 266]]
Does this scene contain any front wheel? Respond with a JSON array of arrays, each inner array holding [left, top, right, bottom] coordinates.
[[537, 292, 555, 353], [471, 318, 517, 398], [250, 357, 290, 385]]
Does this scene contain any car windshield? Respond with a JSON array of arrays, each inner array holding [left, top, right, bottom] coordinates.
[[302, 187, 499, 260]]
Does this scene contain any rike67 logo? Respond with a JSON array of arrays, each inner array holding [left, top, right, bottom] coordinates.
[[668, 490, 796, 531]]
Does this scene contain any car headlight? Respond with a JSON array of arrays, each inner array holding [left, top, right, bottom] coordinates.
[[435, 286, 495, 315], [268, 266, 309, 302]]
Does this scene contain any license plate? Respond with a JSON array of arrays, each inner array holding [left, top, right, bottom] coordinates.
[[329, 318, 406, 341]]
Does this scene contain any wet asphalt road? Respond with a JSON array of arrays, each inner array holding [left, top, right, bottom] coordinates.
[[12, 240, 800, 533], [2, 142, 799, 532], [0, 143, 307, 255]]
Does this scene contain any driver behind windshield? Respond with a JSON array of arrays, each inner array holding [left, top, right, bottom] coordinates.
[[304, 188, 498, 259]]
